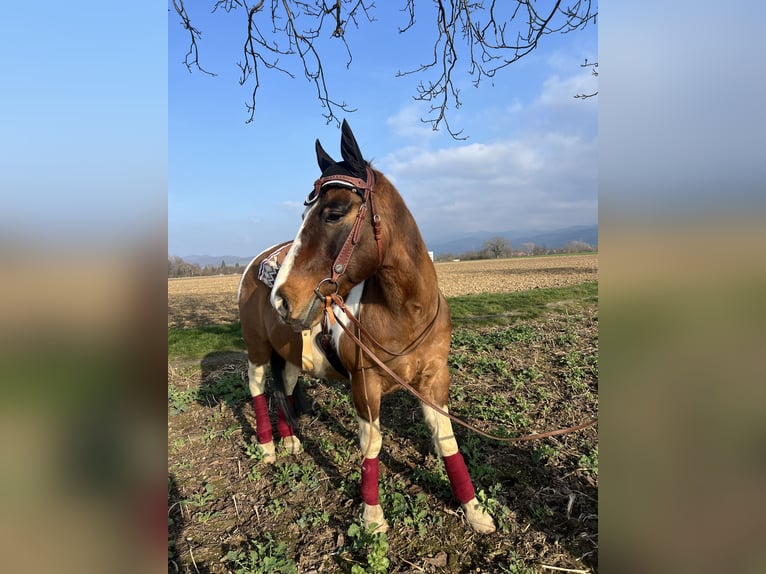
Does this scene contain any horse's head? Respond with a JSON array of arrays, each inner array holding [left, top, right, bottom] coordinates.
[[271, 120, 384, 329]]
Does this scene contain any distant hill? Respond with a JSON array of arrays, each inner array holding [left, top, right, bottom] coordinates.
[[176, 224, 598, 266], [426, 224, 597, 257]]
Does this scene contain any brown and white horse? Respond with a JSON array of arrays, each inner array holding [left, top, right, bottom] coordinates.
[[237, 120, 495, 533]]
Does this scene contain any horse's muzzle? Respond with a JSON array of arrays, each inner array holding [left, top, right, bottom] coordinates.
[[272, 288, 319, 331]]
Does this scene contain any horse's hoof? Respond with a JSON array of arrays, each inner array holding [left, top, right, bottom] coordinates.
[[361, 503, 389, 533], [281, 435, 303, 455], [258, 440, 277, 464], [462, 498, 496, 534]]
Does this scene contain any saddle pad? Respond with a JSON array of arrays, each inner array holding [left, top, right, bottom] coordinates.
[[258, 243, 291, 288]]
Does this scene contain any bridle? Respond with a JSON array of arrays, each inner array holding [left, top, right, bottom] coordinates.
[[307, 164, 382, 301], [303, 164, 597, 443]]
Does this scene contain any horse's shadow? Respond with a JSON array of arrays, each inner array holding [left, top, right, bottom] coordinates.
[[195, 350, 455, 501], [197, 350, 255, 445]]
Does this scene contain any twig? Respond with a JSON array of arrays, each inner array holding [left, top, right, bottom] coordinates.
[[187, 540, 200, 574], [233, 494, 240, 518], [399, 557, 426, 571], [540, 565, 589, 573]]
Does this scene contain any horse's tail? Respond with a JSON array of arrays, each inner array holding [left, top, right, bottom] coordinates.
[[269, 352, 313, 430]]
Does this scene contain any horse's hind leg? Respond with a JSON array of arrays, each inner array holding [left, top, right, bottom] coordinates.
[[421, 401, 497, 534], [247, 360, 277, 463], [271, 354, 303, 455]]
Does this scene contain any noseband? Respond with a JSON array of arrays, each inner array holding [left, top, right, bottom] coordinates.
[[308, 165, 383, 300]]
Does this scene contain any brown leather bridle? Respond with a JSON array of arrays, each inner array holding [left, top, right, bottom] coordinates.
[[308, 165, 382, 301]]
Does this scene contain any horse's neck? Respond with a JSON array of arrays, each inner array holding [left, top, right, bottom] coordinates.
[[364, 175, 440, 320], [366, 220, 438, 320]]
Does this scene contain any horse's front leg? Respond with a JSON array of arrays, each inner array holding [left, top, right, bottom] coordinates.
[[276, 359, 303, 455], [247, 361, 276, 463], [352, 372, 389, 533], [421, 396, 497, 534]]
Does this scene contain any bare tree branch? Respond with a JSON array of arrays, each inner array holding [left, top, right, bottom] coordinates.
[[171, 0, 218, 76], [396, 0, 596, 137], [171, 1, 597, 137], [574, 57, 598, 99]]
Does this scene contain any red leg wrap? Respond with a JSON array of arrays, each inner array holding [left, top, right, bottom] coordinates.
[[252, 394, 273, 444], [360, 457, 380, 506], [443, 452, 475, 504], [276, 396, 295, 438]]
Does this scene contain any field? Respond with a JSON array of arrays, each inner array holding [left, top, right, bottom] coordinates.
[[168, 255, 598, 328], [168, 254, 598, 573]]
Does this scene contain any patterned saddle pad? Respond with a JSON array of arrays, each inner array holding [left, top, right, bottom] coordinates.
[[258, 243, 292, 289]]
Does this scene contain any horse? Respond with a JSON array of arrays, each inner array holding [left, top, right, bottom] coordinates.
[[237, 120, 496, 534]]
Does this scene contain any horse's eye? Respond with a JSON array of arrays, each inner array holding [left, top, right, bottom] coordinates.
[[325, 211, 345, 224]]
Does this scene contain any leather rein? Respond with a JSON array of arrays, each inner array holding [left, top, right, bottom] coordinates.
[[309, 166, 597, 443]]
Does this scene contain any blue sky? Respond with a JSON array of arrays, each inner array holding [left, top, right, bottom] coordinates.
[[169, 4, 597, 257]]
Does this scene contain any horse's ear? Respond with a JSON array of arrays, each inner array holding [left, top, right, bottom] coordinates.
[[315, 139, 336, 172], [339, 119, 367, 178]]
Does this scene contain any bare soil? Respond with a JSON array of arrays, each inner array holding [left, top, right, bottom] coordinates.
[[168, 255, 598, 573], [167, 254, 598, 328]]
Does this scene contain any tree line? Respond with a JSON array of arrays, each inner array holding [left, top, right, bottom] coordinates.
[[168, 255, 243, 278], [169, 238, 595, 277], [433, 237, 595, 262]]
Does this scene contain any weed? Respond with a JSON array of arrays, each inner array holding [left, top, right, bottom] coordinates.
[[296, 507, 330, 528], [244, 441, 265, 461], [171, 460, 194, 472], [531, 443, 560, 465], [201, 426, 217, 445], [184, 482, 216, 509], [339, 467, 362, 499], [462, 435, 500, 483], [471, 355, 511, 377], [246, 465, 262, 482], [458, 391, 532, 441], [196, 509, 220, 523], [477, 484, 514, 533], [273, 460, 320, 491], [578, 446, 598, 477], [497, 552, 537, 574], [530, 502, 554, 523], [411, 455, 450, 496], [226, 533, 297, 574], [346, 521, 389, 574], [200, 371, 250, 407], [168, 385, 197, 415], [268, 498, 286, 517], [392, 491, 429, 535]]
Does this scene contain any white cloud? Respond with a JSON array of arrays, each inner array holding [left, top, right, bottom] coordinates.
[[535, 71, 598, 108], [368, 59, 597, 245], [380, 131, 596, 242], [386, 104, 437, 141]]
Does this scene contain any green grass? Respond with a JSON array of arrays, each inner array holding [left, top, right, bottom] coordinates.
[[167, 282, 597, 360], [225, 533, 297, 574], [168, 322, 245, 360], [447, 281, 597, 326]]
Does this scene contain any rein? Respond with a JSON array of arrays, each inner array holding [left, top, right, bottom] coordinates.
[[325, 292, 597, 444]]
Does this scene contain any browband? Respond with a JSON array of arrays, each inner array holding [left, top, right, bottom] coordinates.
[[305, 172, 371, 206]]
